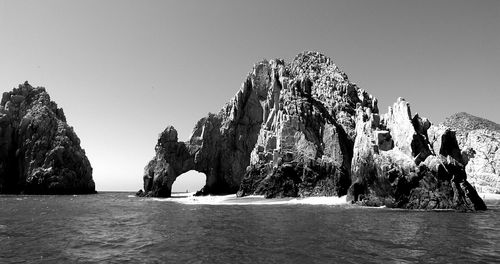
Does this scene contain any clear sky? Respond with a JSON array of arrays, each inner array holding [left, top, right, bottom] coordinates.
[[1, 0, 499, 191]]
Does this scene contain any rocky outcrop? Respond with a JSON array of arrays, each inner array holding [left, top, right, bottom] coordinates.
[[442, 112, 500, 194], [141, 52, 374, 198], [348, 98, 486, 211], [142, 68, 266, 197], [0, 82, 95, 194], [140, 52, 486, 211], [237, 53, 374, 198]]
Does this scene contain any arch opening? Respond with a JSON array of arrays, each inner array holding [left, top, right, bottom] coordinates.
[[171, 170, 206, 194]]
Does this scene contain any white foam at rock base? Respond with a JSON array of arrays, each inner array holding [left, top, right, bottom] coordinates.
[[150, 193, 348, 205], [479, 193, 500, 200]]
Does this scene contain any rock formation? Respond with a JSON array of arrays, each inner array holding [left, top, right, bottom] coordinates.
[[348, 99, 485, 210], [142, 73, 265, 197], [140, 52, 486, 211], [238, 54, 373, 198], [442, 112, 500, 194], [0, 82, 95, 194]]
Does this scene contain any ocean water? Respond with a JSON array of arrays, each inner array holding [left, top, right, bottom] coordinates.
[[1, 193, 499, 264]]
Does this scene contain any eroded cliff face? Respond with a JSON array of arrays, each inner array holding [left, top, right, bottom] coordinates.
[[237, 53, 375, 198], [0, 82, 95, 194], [442, 112, 500, 194], [348, 99, 485, 210], [141, 52, 486, 210], [142, 52, 375, 198], [142, 64, 267, 197]]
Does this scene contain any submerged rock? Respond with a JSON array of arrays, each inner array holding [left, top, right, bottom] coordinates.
[[0, 82, 95, 194], [442, 112, 500, 194], [141, 52, 486, 211]]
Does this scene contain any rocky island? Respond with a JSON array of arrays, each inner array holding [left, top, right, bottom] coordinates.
[[0, 82, 95, 194], [139, 51, 486, 211]]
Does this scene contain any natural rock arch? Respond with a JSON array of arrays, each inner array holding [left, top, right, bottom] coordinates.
[[171, 170, 206, 193], [139, 51, 486, 211], [142, 63, 271, 197], [142, 126, 194, 197], [141, 54, 360, 198]]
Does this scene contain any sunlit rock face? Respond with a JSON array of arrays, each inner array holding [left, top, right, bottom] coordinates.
[[348, 99, 485, 211], [238, 52, 374, 198], [442, 112, 500, 194], [0, 82, 95, 194], [140, 52, 486, 210]]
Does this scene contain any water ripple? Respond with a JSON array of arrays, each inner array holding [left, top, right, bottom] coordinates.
[[1, 193, 499, 263]]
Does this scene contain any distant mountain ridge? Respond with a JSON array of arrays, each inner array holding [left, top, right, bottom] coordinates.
[[444, 112, 500, 133]]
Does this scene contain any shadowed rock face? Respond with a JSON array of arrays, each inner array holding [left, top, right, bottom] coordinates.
[[141, 52, 486, 211], [0, 82, 95, 194]]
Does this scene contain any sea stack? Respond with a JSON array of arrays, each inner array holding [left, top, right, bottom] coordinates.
[[0, 82, 95, 194], [140, 52, 486, 211]]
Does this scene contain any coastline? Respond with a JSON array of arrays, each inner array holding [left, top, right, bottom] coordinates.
[[137, 192, 500, 207], [150, 192, 349, 206]]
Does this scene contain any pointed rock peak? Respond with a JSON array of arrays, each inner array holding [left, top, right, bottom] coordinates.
[[159, 125, 178, 143], [251, 60, 272, 98], [290, 51, 345, 79], [0, 82, 94, 194]]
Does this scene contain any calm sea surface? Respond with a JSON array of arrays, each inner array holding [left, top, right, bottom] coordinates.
[[1, 192, 499, 264]]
